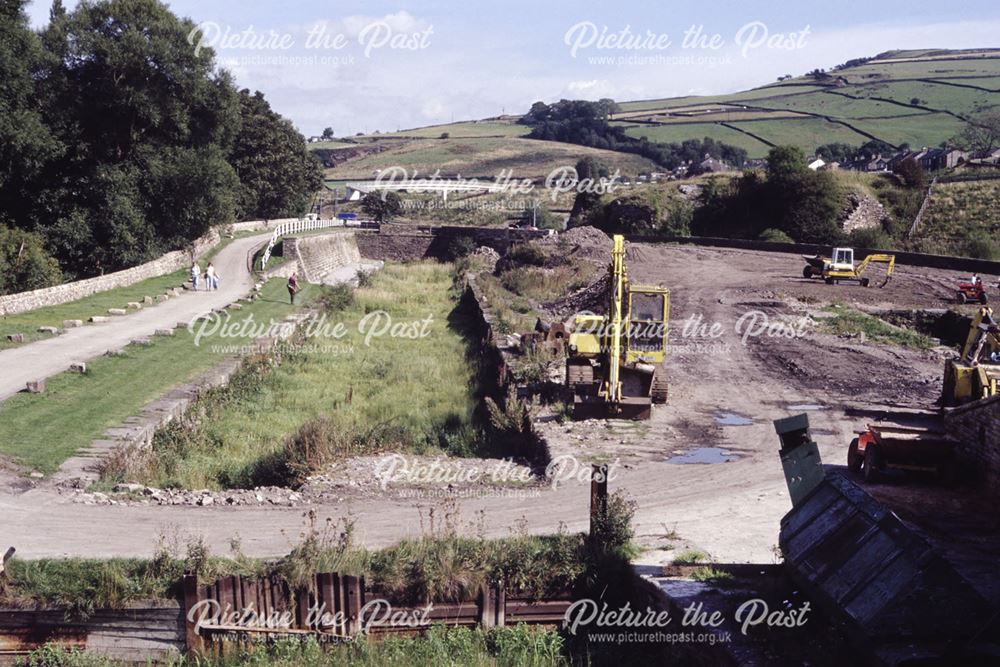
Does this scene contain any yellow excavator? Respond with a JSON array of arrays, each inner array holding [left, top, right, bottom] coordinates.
[[802, 247, 895, 287], [942, 307, 1000, 406], [565, 235, 669, 420]]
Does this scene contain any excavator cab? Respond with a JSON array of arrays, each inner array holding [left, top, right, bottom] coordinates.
[[830, 248, 855, 271], [566, 236, 670, 420]]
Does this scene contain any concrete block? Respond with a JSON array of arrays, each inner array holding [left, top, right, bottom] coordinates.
[[143, 295, 154, 305], [130, 338, 152, 347], [156, 294, 169, 303], [106, 349, 126, 357], [26, 379, 44, 393], [154, 329, 174, 337], [69, 362, 87, 373], [89, 315, 110, 323], [127, 302, 142, 310], [6, 333, 25, 343], [227, 303, 243, 310], [37, 326, 60, 335], [63, 319, 83, 328], [108, 308, 127, 316]]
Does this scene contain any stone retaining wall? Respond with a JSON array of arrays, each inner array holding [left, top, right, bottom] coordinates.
[[285, 232, 362, 283], [943, 395, 1000, 496], [0, 229, 220, 317]]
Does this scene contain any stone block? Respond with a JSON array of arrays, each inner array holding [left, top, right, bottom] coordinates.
[[63, 319, 83, 328], [89, 315, 110, 323], [69, 362, 87, 373], [37, 326, 59, 334], [108, 308, 127, 316], [6, 333, 24, 343], [26, 379, 44, 393]]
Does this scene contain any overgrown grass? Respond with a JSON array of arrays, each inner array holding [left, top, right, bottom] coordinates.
[[690, 566, 734, 583], [101, 262, 482, 490], [0, 280, 314, 474], [672, 549, 709, 565], [18, 627, 569, 667], [820, 304, 936, 349]]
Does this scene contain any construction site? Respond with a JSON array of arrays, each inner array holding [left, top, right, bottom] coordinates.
[[0, 218, 998, 665]]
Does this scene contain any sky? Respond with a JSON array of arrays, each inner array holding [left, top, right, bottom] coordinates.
[[24, 0, 1000, 136]]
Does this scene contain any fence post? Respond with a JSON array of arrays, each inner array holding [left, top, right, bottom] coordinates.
[[182, 572, 205, 656], [344, 575, 363, 635], [589, 464, 609, 539], [478, 583, 496, 629]]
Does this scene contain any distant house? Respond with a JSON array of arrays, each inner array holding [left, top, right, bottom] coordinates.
[[938, 149, 968, 169], [969, 148, 1000, 165], [696, 157, 731, 173], [745, 158, 768, 170], [807, 158, 826, 171]]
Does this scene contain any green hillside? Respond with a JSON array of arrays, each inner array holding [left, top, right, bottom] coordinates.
[[611, 49, 1000, 158]]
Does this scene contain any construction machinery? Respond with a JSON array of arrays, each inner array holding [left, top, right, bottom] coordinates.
[[565, 234, 669, 420], [848, 423, 958, 483], [955, 278, 988, 304], [942, 306, 1000, 405], [802, 247, 895, 287]]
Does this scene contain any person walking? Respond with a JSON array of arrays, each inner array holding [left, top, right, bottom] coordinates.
[[190, 262, 200, 291], [206, 263, 218, 290], [287, 273, 299, 304]]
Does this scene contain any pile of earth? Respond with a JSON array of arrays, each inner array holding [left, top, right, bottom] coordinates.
[[534, 225, 614, 263]]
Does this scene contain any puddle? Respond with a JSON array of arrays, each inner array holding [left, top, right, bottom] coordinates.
[[787, 404, 827, 411], [667, 447, 740, 464], [715, 411, 753, 426]]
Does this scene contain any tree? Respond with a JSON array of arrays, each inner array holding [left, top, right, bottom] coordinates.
[[322, 127, 335, 140], [766, 146, 808, 181], [893, 157, 927, 189], [957, 109, 1000, 154], [230, 89, 322, 220], [0, 0, 62, 218], [0, 225, 62, 294], [361, 191, 403, 222]]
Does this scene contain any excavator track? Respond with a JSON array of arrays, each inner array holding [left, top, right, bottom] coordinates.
[[651, 366, 668, 403]]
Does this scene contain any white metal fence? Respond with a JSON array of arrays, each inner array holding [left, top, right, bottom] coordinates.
[[258, 215, 347, 270]]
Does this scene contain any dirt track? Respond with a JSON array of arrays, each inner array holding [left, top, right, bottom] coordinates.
[[0, 243, 973, 563]]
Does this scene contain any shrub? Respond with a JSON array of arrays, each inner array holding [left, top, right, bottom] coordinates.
[[448, 235, 477, 259], [848, 227, 893, 249], [758, 228, 794, 243], [0, 226, 62, 295], [505, 242, 548, 267]]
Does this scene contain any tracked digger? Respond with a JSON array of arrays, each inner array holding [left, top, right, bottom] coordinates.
[[565, 235, 669, 420], [942, 306, 1000, 406]]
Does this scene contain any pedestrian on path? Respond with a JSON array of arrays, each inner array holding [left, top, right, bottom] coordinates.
[[288, 273, 299, 304], [190, 262, 200, 290], [206, 263, 219, 290]]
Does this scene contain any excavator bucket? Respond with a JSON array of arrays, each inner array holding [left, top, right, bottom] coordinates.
[[572, 395, 652, 421]]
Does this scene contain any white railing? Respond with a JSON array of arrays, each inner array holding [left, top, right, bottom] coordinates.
[[259, 215, 346, 270]]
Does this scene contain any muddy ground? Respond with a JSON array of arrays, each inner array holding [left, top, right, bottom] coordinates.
[[1, 242, 988, 562]]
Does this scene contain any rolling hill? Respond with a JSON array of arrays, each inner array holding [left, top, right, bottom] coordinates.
[[315, 49, 1000, 183]]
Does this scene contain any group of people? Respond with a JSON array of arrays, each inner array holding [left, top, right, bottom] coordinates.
[[188, 259, 301, 304], [190, 262, 220, 291]]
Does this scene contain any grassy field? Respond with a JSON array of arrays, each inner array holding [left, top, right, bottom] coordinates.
[[0, 280, 312, 474], [909, 179, 1000, 256], [620, 122, 773, 157], [360, 120, 531, 139], [105, 262, 482, 490], [724, 118, 871, 155], [323, 136, 659, 181]]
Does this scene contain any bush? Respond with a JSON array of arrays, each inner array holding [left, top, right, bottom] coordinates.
[[505, 243, 548, 267], [963, 232, 1000, 260], [0, 226, 62, 295], [448, 235, 477, 259], [758, 228, 793, 243], [848, 227, 893, 249]]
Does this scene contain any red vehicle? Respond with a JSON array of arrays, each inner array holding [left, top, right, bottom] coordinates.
[[848, 424, 957, 483], [956, 279, 988, 304]]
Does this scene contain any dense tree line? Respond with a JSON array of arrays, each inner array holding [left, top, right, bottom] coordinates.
[[0, 0, 321, 291], [519, 99, 747, 170], [692, 146, 845, 244]]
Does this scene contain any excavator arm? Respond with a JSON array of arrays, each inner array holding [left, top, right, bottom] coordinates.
[[854, 253, 895, 287], [602, 235, 626, 404]]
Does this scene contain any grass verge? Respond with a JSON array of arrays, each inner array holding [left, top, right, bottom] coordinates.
[[0, 280, 314, 474], [100, 262, 483, 490]]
